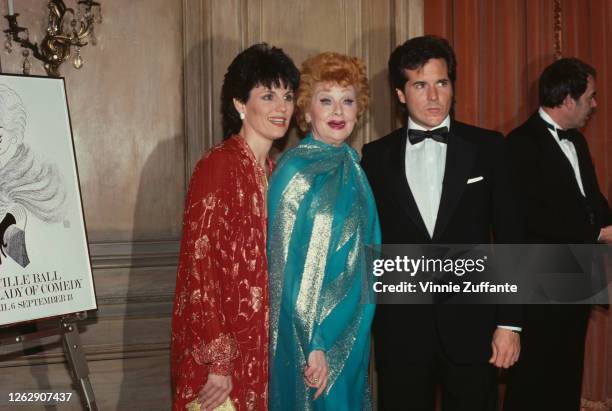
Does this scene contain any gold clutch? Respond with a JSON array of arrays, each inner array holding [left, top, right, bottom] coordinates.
[[185, 397, 236, 411]]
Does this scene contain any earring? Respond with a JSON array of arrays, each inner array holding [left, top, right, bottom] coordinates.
[[239, 112, 245, 120]]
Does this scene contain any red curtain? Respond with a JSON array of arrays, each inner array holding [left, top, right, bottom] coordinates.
[[425, 1, 612, 408]]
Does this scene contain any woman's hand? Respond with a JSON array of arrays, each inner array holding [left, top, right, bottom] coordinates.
[[304, 350, 329, 400], [197, 373, 232, 410]]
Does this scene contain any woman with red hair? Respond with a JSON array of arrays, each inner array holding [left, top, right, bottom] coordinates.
[[268, 52, 380, 411]]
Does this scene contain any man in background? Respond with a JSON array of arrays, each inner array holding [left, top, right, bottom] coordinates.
[[503, 57, 612, 411]]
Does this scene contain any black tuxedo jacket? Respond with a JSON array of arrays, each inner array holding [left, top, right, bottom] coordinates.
[[502, 112, 611, 410], [506, 112, 611, 243], [361, 120, 522, 364]]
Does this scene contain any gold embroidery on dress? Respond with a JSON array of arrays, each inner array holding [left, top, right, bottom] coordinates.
[[250, 286, 263, 312]]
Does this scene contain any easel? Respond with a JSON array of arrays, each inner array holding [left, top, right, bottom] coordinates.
[[0, 312, 98, 411]]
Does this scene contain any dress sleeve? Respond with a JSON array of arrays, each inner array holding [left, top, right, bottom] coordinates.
[[173, 151, 239, 378]]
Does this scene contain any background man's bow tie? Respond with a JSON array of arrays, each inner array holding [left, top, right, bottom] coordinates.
[[408, 127, 449, 144], [545, 123, 575, 142]]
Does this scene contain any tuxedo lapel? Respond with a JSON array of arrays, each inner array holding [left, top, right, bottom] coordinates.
[[433, 123, 477, 240], [527, 114, 584, 198], [383, 128, 430, 239], [571, 132, 597, 199]]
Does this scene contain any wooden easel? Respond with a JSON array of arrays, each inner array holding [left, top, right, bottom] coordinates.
[[0, 312, 98, 411]]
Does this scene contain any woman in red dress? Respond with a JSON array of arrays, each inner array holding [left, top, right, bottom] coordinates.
[[171, 43, 299, 411]]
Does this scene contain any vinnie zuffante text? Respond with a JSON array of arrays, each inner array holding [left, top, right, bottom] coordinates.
[[371, 256, 518, 294]]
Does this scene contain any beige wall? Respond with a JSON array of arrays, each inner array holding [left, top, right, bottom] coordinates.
[[185, 0, 423, 170], [0, 1, 184, 409], [1, 0, 185, 242], [0, 1, 422, 409]]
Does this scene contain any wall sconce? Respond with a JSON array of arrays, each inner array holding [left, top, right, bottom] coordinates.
[[3, 0, 102, 77]]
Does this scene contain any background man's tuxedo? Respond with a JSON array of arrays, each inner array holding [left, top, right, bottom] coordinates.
[[362, 120, 522, 410], [503, 112, 612, 411], [506, 113, 611, 243]]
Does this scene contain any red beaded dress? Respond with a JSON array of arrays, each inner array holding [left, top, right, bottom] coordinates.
[[171, 135, 272, 411]]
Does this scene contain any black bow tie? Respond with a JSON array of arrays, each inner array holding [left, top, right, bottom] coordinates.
[[408, 127, 449, 145], [545, 123, 575, 142]]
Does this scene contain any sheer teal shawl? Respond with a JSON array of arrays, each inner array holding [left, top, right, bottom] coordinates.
[[268, 135, 380, 411]]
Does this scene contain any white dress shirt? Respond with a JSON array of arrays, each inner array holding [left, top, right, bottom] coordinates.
[[404, 116, 450, 238], [404, 116, 521, 332], [538, 108, 585, 196]]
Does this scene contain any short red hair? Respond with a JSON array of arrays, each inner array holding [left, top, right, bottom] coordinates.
[[296, 52, 369, 133]]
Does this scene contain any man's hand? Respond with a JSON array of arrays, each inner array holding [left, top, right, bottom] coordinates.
[[599, 226, 612, 243], [489, 328, 520, 369], [304, 350, 329, 400], [197, 373, 232, 410]]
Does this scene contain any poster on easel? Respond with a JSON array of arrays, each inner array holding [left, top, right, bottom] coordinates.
[[0, 74, 96, 326]]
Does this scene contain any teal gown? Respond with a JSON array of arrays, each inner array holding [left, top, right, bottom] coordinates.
[[268, 135, 381, 411]]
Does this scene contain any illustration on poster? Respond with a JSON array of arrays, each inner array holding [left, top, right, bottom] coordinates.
[[0, 83, 67, 268]]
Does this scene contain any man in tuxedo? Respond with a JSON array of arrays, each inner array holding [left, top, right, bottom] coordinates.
[[361, 35, 522, 411], [503, 58, 612, 411]]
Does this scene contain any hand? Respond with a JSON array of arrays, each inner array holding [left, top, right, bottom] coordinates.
[[197, 373, 232, 411], [304, 350, 329, 400], [599, 226, 612, 243], [489, 328, 520, 369]]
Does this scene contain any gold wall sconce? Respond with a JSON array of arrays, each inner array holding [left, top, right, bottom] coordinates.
[[3, 0, 102, 77]]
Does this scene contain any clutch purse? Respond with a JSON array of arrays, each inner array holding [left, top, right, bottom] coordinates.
[[186, 397, 236, 411]]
